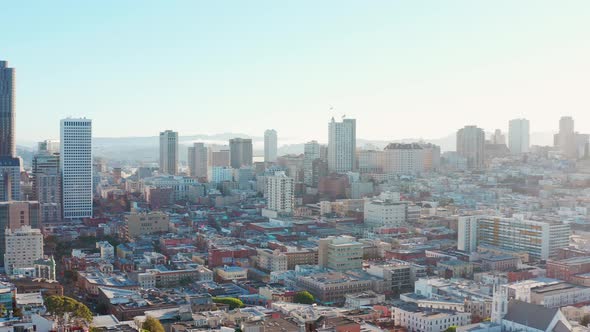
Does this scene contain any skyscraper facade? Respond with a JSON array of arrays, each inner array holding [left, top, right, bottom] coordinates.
[[0, 61, 20, 202], [61, 118, 93, 219], [229, 138, 253, 169], [303, 140, 321, 186], [159, 130, 179, 175], [188, 142, 208, 179], [508, 118, 530, 154], [328, 117, 356, 173], [264, 129, 278, 163], [456, 125, 485, 169], [554, 116, 577, 158], [0, 61, 15, 158], [32, 151, 61, 223]]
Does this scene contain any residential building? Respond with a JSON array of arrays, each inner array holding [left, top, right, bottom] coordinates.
[[256, 249, 288, 273], [457, 125, 485, 169], [208, 166, 233, 183], [187, 142, 207, 179], [421, 143, 441, 171], [393, 302, 471, 332], [295, 270, 382, 304], [318, 235, 363, 271], [32, 152, 61, 223], [508, 118, 530, 154], [328, 117, 356, 172], [229, 138, 253, 168], [0, 157, 20, 201], [303, 140, 321, 186], [364, 192, 407, 228], [159, 130, 178, 175], [383, 143, 424, 174], [367, 260, 427, 294], [207, 146, 230, 167], [264, 129, 278, 163], [0, 201, 40, 266], [458, 215, 570, 260], [265, 171, 294, 215], [61, 118, 93, 219], [124, 211, 170, 238], [4, 226, 44, 275], [357, 150, 383, 173]]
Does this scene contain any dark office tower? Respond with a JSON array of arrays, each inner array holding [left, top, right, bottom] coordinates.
[[0, 61, 20, 202], [229, 138, 253, 169], [0, 61, 15, 158]]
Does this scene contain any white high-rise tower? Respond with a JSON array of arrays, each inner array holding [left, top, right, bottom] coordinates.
[[508, 118, 530, 154], [266, 171, 294, 215], [328, 117, 356, 172], [264, 129, 278, 163], [61, 118, 93, 219]]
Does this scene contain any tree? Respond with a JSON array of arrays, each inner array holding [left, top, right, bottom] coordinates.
[[142, 316, 165, 332], [581, 314, 590, 327], [212, 297, 245, 310], [12, 307, 23, 318], [293, 291, 315, 305], [45, 295, 93, 328], [444, 326, 457, 332]]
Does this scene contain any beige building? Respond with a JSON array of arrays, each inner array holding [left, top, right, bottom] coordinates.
[[124, 211, 170, 239], [4, 226, 44, 275], [318, 235, 363, 271], [256, 249, 288, 272]]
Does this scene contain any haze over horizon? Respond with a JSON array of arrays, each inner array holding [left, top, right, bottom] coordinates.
[[2, 1, 590, 142]]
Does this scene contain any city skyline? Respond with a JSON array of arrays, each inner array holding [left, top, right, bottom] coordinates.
[[2, 1, 590, 142]]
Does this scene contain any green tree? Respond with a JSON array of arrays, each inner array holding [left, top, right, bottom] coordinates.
[[45, 295, 93, 328], [142, 316, 165, 332], [444, 326, 457, 332], [293, 291, 315, 304], [212, 297, 245, 310], [12, 307, 23, 318], [581, 315, 590, 327]]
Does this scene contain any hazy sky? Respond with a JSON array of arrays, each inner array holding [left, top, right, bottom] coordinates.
[[2, 1, 590, 143]]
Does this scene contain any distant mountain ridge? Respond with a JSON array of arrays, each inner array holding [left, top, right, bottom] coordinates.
[[16, 131, 556, 164]]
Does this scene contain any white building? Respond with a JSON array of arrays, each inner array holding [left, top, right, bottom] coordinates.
[[61, 118, 93, 219], [364, 192, 407, 228], [188, 142, 208, 178], [393, 302, 471, 332], [96, 241, 115, 261], [256, 249, 288, 272], [383, 143, 424, 174], [328, 117, 356, 173], [457, 215, 570, 260], [208, 166, 233, 183], [508, 118, 530, 154], [266, 171, 294, 215], [159, 130, 178, 175], [4, 226, 44, 275], [264, 129, 278, 163]]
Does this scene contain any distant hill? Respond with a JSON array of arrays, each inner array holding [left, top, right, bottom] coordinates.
[[16, 131, 556, 165]]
